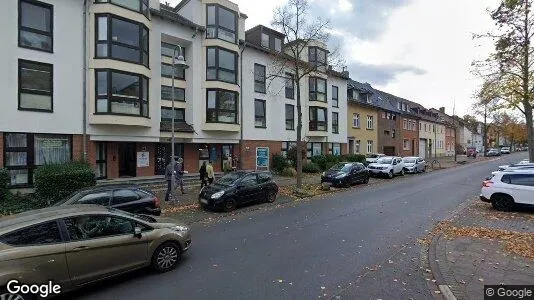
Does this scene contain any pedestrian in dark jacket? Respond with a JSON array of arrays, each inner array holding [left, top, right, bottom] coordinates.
[[199, 161, 208, 188], [164, 161, 175, 202], [175, 158, 185, 194]]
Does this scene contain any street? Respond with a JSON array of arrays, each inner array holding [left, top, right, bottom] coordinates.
[[68, 154, 525, 300]]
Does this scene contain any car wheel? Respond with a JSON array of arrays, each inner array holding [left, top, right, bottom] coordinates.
[[491, 194, 514, 212], [388, 171, 394, 179], [223, 198, 237, 212], [266, 191, 277, 203], [400, 169, 405, 176], [151, 242, 181, 273]]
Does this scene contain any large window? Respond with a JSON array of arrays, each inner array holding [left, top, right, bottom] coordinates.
[[332, 86, 339, 107], [161, 86, 185, 102], [161, 42, 186, 59], [367, 140, 373, 153], [206, 89, 238, 124], [95, 0, 149, 18], [332, 112, 339, 134], [261, 33, 269, 48], [18, 60, 53, 112], [3, 133, 72, 186], [254, 64, 266, 93], [285, 104, 294, 130], [206, 47, 238, 84], [161, 62, 185, 80], [95, 69, 149, 117], [285, 73, 294, 99], [95, 14, 149, 67], [19, 0, 53, 52], [367, 115, 374, 129], [254, 99, 266, 128], [352, 113, 360, 128], [308, 47, 327, 66], [309, 107, 327, 131], [309, 77, 327, 102], [206, 4, 237, 44]]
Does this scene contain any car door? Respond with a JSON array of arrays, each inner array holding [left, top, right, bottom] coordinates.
[[235, 174, 260, 204], [257, 172, 272, 201], [111, 189, 144, 214], [351, 164, 363, 182], [63, 214, 149, 286], [508, 174, 534, 205]]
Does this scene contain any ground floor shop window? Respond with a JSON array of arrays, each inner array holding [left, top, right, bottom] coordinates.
[[221, 144, 234, 171], [307, 142, 323, 159], [281, 141, 297, 157], [328, 143, 341, 155]]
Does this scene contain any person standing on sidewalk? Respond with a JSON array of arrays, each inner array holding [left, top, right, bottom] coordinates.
[[175, 157, 186, 194], [199, 161, 208, 188], [206, 161, 215, 185], [164, 161, 175, 202]]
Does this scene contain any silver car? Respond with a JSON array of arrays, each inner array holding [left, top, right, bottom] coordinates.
[[402, 157, 426, 173]]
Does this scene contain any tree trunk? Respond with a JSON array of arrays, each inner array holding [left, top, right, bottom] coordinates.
[[295, 73, 303, 189], [525, 103, 534, 162]]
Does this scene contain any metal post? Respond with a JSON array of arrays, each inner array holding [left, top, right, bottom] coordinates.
[[171, 45, 186, 191]]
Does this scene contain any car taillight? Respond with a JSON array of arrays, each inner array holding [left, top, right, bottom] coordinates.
[[482, 180, 493, 187], [154, 196, 160, 207]]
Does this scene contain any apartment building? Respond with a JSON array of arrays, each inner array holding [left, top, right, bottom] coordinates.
[[347, 81, 378, 155], [373, 90, 403, 156], [411, 105, 445, 159], [430, 107, 456, 156]]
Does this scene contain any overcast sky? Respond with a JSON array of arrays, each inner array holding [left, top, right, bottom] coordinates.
[[168, 0, 500, 117]]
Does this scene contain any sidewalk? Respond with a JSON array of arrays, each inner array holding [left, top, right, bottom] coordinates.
[[427, 200, 534, 300]]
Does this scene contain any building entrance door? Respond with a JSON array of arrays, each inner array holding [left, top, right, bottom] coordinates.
[[119, 142, 136, 177]]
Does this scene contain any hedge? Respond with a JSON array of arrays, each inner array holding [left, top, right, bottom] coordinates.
[[33, 161, 96, 204], [302, 162, 321, 173], [0, 168, 9, 201], [311, 154, 366, 171]]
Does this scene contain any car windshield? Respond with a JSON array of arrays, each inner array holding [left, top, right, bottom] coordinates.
[[217, 173, 243, 186], [403, 158, 416, 163], [376, 158, 393, 164], [53, 190, 83, 206], [106, 207, 157, 223], [331, 163, 353, 173]]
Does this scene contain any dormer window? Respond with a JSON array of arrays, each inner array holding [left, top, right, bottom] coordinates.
[[397, 102, 401, 110], [308, 47, 327, 66], [207, 4, 237, 44], [274, 37, 282, 52], [261, 33, 269, 48]]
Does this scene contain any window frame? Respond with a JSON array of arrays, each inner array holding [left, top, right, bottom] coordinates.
[[0, 220, 63, 246], [352, 113, 360, 128], [206, 4, 238, 44], [285, 73, 295, 99], [161, 62, 185, 80], [403, 139, 410, 150], [96, 142, 107, 180], [366, 115, 374, 130], [95, 0, 150, 19], [206, 89, 239, 124], [254, 64, 266, 94], [160, 107, 185, 122], [367, 140, 373, 153], [206, 47, 238, 84], [18, 59, 53, 112], [94, 69, 149, 118], [355, 140, 361, 153], [308, 46, 327, 66], [332, 112, 339, 134], [254, 99, 266, 128], [18, 0, 54, 53], [309, 77, 327, 102], [94, 13, 149, 67], [309, 107, 327, 131], [160, 85, 185, 102], [285, 104, 295, 130], [332, 85, 339, 107]]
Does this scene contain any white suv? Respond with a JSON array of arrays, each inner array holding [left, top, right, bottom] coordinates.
[[368, 156, 405, 179], [480, 170, 534, 211]]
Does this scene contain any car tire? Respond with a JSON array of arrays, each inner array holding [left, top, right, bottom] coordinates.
[[266, 191, 277, 203], [223, 198, 237, 212], [400, 169, 405, 176], [491, 194, 514, 212], [151, 242, 181, 273], [388, 171, 394, 179]]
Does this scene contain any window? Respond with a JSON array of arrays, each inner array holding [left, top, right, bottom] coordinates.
[[34, 134, 71, 166], [161, 42, 186, 59], [285, 73, 295, 99], [206, 89, 238, 124], [367, 116, 374, 130], [0, 221, 61, 246], [403, 139, 410, 150], [95, 0, 149, 18], [95, 69, 149, 117], [332, 86, 339, 107], [397, 102, 401, 110], [332, 112, 339, 134], [19, 0, 53, 52], [392, 129, 396, 138], [96, 142, 107, 179], [285, 104, 294, 130], [274, 37, 282, 52], [78, 192, 111, 205], [261, 33, 269, 48], [161, 86, 185, 102], [254, 64, 266, 93], [206, 4, 237, 43], [112, 189, 141, 205], [424, 124, 427, 132], [309, 77, 327, 102], [95, 14, 149, 67], [367, 140, 373, 153], [161, 107, 185, 122], [254, 99, 266, 128], [403, 119, 408, 130], [18, 60, 53, 112], [281, 141, 297, 157], [355, 140, 361, 153], [308, 47, 327, 66], [240, 174, 258, 187], [331, 143, 341, 155], [161, 62, 185, 80], [65, 216, 133, 241], [352, 113, 360, 128], [307, 143, 323, 158], [206, 47, 238, 84], [309, 107, 327, 131]]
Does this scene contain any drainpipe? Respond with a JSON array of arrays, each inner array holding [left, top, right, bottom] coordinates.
[[82, 0, 88, 161], [238, 42, 245, 170]]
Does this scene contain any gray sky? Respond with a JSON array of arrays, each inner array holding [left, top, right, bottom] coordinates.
[[168, 0, 500, 117]]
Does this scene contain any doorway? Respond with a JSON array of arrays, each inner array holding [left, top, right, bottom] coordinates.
[[412, 140, 416, 156], [119, 142, 136, 177], [348, 140, 354, 154]]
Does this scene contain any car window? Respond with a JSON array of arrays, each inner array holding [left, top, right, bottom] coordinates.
[[354, 164, 363, 171], [258, 172, 271, 183], [509, 174, 534, 187], [0, 221, 62, 246], [112, 189, 141, 205], [240, 174, 258, 187], [500, 174, 510, 184], [65, 215, 134, 241], [78, 191, 111, 206]]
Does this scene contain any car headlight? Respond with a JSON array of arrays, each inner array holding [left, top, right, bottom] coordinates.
[[211, 191, 225, 199], [173, 225, 189, 232]]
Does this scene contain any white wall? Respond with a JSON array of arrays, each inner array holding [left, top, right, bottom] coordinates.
[[328, 76, 348, 144], [0, 0, 84, 134]]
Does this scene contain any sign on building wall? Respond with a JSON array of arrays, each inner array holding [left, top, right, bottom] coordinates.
[[137, 151, 150, 168], [256, 147, 269, 169]]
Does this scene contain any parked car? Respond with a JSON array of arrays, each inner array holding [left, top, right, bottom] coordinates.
[[0, 205, 191, 300], [321, 162, 369, 187], [368, 156, 405, 178], [480, 170, 534, 211], [500, 147, 511, 154], [365, 153, 386, 164], [466, 146, 477, 158], [486, 148, 501, 156], [492, 164, 534, 175], [402, 157, 426, 173], [55, 184, 161, 216], [198, 171, 278, 212]]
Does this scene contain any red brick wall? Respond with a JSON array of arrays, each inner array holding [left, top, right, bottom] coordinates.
[[107, 142, 119, 179], [136, 143, 155, 177], [86, 141, 97, 169], [0, 132, 4, 168], [184, 143, 199, 173], [240, 140, 283, 170]]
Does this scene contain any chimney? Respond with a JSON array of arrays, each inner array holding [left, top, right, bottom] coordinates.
[[439, 107, 445, 113], [341, 66, 349, 78]]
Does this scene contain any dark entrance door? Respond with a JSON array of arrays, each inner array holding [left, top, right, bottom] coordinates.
[[119, 142, 136, 177], [155, 143, 168, 175]]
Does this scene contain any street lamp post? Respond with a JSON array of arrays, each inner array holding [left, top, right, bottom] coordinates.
[[171, 45, 189, 190]]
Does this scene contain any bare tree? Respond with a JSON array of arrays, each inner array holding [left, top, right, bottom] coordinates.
[[270, 0, 345, 190]]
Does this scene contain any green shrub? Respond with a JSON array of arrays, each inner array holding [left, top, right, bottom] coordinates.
[[34, 161, 96, 204], [0, 168, 9, 201], [287, 146, 299, 168], [280, 167, 297, 177], [0, 192, 47, 216], [342, 154, 367, 164], [272, 154, 291, 173], [302, 162, 321, 173]]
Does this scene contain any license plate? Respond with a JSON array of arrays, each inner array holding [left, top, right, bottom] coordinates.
[[200, 198, 208, 204]]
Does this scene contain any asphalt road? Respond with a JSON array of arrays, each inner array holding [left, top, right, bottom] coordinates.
[[70, 153, 526, 300]]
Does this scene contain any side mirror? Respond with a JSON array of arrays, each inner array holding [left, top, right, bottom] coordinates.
[[134, 227, 142, 238]]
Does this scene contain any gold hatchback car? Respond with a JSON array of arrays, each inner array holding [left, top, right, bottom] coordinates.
[[0, 205, 191, 299]]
